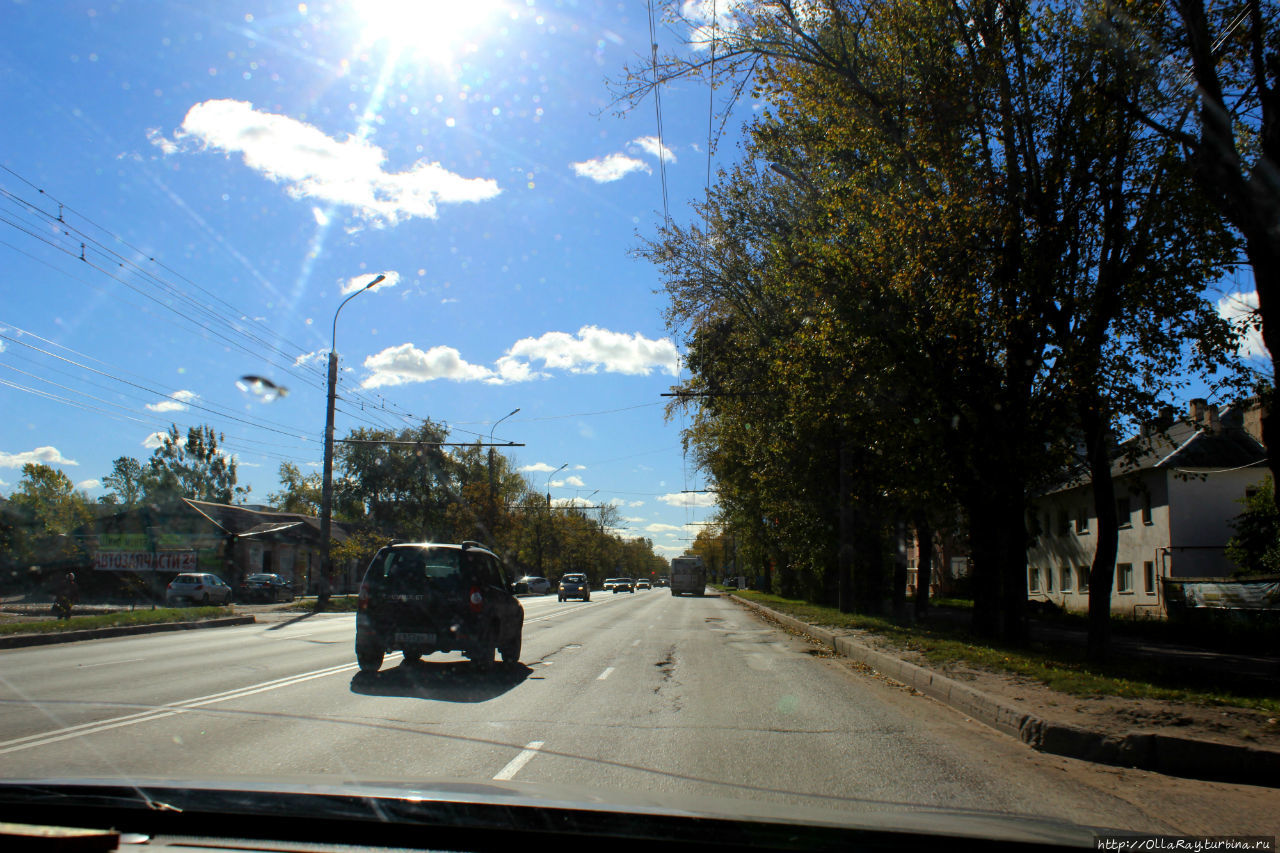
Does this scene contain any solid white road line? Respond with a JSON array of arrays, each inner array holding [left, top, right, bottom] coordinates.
[[492, 741, 544, 781], [596, 667, 614, 681], [0, 660, 362, 755]]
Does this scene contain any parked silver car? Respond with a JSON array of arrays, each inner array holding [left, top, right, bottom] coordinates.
[[165, 573, 233, 606]]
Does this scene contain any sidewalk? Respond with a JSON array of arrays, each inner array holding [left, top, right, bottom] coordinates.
[[729, 595, 1280, 789]]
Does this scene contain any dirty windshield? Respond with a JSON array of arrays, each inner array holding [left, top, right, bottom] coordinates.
[[1, 0, 1278, 846]]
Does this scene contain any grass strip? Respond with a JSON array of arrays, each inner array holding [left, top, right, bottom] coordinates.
[[731, 590, 1280, 713], [0, 606, 234, 636], [285, 595, 360, 612]]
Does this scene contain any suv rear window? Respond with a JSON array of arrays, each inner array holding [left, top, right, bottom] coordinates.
[[366, 547, 462, 585], [563, 574, 586, 582]]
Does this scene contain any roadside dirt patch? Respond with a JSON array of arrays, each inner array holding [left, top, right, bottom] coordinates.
[[841, 626, 1280, 752]]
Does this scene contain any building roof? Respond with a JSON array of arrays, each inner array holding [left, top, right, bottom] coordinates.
[[1043, 401, 1267, 496], [183, 499, 346, 543]]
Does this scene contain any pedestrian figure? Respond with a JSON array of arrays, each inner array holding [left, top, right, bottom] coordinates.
[[53, 571, 78, 620]]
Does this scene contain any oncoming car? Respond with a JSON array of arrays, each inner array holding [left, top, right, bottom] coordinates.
[[355, 541, 523, 673], [607, 577, 635, 594], [558, 573, 590, 601]]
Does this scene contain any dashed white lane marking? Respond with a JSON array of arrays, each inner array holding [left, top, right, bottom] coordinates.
[[493, 740, 544, 781], [631, 639, 641, 647], [597, 667, 615, 681]]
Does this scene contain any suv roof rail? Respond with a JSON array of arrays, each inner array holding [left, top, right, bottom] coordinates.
[[460, 540, 484, 550]]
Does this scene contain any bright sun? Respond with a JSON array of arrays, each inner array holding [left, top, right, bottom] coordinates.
[[355, 0, 511, 66]]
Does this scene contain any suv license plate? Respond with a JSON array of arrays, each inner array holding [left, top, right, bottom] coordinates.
[[395, 632, 436, 645]]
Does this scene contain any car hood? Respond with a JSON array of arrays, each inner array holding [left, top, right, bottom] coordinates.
[[0, 776, 1105, 849]]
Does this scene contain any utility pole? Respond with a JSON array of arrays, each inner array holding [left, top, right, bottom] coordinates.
[[320, 273, 383, 607]]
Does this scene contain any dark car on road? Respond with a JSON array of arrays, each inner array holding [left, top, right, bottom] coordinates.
[[238, 573, 294, 603], [355, 541, 523, 673], [557, 573, 590, 602]]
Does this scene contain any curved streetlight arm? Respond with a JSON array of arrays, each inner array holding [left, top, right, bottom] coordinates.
[[331, 274, 385, 353], [490, 407, 521, 441]]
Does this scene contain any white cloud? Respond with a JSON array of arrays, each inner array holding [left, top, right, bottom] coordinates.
[[628, 500, 645, 507], [657, 491, 718, 508], [1218, 291, 1268, 360], [76, 479, 101, 490], [491, 355, 546, 384], [552, 496, 600, 508], [564, 475, 586, 487], [0, 446, 79, 468], [143, 431, 184, 450], [623, 515, 646, 523], [312, 206, 330, 226], [361, 343, 494, 388], [504, 325, 681, 377], [571, 153, 650, 183], [358, 327, 679, 388], [573, 464, 587, 470], [520, 462, 562, 473], [295, 349, 326, 367], [681, 0, 753, 50], [341, 269, 400, 295], [153, 99, 501, 226], [146, 389, 198, 413], [630, 135, 677, 163], [645, 522, 689, 534]]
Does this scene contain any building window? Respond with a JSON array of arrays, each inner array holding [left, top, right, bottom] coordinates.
[[1060, 565, 1073, 592], [1028, 567, 1041, 593], [1077, 565, 1090, 592], [1045, 565, 1054, 592], [1058, 510, 1070, 536], [1116, 497, 1131, 528], [1144, 561, 1156, 595], [1117, 563, 1134, 594], [1075, 507, 1090, 534], [1141, 494, 1153, 526]]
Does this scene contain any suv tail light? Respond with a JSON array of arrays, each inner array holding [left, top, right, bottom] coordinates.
[[469, 586, 484, 613]]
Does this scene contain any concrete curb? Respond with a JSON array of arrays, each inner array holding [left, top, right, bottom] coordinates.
[[730, 595, 1280, 789], [0, 616, 256, 649]]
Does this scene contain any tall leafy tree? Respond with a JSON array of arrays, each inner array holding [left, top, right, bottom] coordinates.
[[143, 424, 243, 504], [100, 456, 144, 508], [8, 463, 93, 564], [628, 0, 1241, 652], [268, 462, 322, 515]]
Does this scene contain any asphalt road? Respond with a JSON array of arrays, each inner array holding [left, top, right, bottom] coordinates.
[[0, 589, 1274, 836]]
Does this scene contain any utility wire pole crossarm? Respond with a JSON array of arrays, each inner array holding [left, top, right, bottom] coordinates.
[[319, 273, 383, 604]]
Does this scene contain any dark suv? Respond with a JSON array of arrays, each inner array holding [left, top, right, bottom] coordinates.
[[355, 542, 523, 673]]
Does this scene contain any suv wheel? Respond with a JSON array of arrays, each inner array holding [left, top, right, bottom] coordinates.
[[471, 643, 495, 670], [500, 635, 521, 667], [356, 641, 384, 674]]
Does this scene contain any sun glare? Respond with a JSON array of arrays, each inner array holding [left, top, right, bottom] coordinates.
[[355, 0, 510, 65]]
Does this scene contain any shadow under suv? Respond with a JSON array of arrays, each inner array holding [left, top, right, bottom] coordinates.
[[355, 541, 524, 673]]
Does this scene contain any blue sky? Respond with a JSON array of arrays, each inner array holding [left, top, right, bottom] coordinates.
[[0, 0, 737, 557], [1, 1, 1264, 559]]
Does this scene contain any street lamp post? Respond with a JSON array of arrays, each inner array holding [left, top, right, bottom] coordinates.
[[319, 273, 384, 605], [487, 408, 520, 545], [538, 463, 567, 575]]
